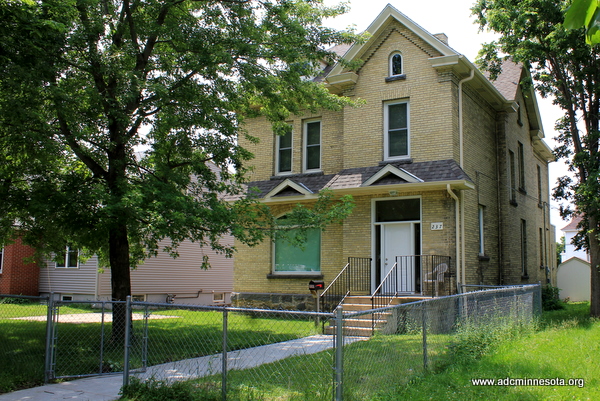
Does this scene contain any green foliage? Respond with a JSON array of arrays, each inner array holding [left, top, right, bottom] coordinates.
[[565, 0, 600, 45], [446, 320, 532, 366], [541, 284, 565, 311], [0, 297, 35, 305], [121, 378, 221, 401], [0, 0, 358, 311]]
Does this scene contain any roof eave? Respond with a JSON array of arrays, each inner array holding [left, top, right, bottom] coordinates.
[[259, 179, 475, 204]]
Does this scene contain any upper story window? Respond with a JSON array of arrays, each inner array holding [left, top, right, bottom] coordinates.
[[303, 119, 321, 172], [276, 125, 293, 175], [384, 100, 410, 160], [518, 141, 525, 191], [478, 205, 485, 256], [56, 246, 79, 268], [390, 52, 403, 76], [508, 150, 517, 204]]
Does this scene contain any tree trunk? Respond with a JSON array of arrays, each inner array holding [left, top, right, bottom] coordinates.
[[588, 214, 600, 317], [109, 223, 132, 342]]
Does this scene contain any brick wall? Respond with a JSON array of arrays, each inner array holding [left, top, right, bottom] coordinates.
[[234, 15, 554, 304], [0, 237, 39, 296]]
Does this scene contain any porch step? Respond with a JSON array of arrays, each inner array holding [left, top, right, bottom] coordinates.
[[325, 295, 428, 337]]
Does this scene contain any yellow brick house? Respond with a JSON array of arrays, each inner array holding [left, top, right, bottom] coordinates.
[[232, 5, 555, 310]]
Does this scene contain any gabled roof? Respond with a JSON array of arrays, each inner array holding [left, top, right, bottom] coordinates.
[[265, 179, 313, 198], [328, 4, 458, 80], [361, 164, 423, 186], [243, 159, 473, 202], [562, 215, 582, 232], [326, 5, 525, 112]]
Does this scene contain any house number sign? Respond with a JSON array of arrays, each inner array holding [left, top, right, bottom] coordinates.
[[430, 222, 443, 231]]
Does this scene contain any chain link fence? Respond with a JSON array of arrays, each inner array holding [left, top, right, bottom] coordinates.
[[0, 284, 541, 399]]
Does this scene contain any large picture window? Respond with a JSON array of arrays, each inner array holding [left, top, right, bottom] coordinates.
[[56, 246, 79, 268], [276, 126, 293, 174], [274, 219, 321, 273], [384, 100, 409, 160], [303, 119, 321, 172]]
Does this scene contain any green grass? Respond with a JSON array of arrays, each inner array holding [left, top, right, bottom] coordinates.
[[0, 303, 316, 394], [120, 303, 600, 401], [377, 302, 600, 400]]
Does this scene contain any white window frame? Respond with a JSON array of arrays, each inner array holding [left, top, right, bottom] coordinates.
[[389, 52, 403, 76], [275, 124, 293, 175], [303, 119, 322, 173], [384, 100, 410, 161], [55, 246, 79, 269], [0, 247, 3, 274]]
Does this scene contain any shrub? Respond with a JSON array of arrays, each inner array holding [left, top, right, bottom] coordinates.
[[541, 285, 565, 311], [120, 378, 221, 401]]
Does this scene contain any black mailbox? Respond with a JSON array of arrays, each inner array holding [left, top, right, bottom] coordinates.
[[309, 280, 324, 291]]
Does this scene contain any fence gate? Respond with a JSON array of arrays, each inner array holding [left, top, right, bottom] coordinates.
[[49, 300, 131, 381]]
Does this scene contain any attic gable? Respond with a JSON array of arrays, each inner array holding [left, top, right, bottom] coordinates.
[[327, 4, 458, 81], [264, 179, 313, 199], [362, 164, 423, 187]]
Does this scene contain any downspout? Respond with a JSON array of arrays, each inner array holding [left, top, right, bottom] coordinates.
[[458, 67, 475, 287], [447, 184, 460, 292]]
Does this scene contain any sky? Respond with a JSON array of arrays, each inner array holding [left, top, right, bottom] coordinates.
[[324, 0, 571, 238]]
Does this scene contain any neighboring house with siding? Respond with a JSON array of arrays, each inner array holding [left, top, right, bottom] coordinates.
[[0, 237, 233, 305], [232, 5, 555, 310], [557, 216, 590, 301]]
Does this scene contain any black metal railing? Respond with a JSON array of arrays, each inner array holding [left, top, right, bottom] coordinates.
[[371, 255, 453, 311], [320, 257, 371, 313]]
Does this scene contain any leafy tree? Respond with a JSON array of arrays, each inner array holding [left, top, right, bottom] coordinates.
[[472, 0, 600, 316], [565, 0, 600, 45], [0, 0, 357, 338]]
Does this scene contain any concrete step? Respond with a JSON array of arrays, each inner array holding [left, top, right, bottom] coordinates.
[[323, 295, 429, 337]]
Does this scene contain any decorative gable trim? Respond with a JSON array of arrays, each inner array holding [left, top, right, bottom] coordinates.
[[362, 164, 423, 187], [328, 4, 457, 79], [265, 179, 313, 199]]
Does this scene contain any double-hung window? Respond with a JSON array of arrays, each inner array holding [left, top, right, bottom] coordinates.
[[273, 217, 321, 274], [276, 125, 293, 174], [384, 100, 409, 160], [56, 246, 79, 268], [303, 119, 321, 172]]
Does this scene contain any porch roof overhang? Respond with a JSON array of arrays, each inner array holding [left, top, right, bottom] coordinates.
[[258, 179, 474, 204], [241, 159, 474, 203]]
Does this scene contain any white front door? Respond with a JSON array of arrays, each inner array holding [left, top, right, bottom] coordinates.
[[381, 223, 415, 292]]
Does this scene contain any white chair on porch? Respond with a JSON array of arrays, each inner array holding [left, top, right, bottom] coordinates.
[[424, 263, 448, 297]]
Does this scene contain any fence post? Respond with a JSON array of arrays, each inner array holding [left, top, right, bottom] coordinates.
[[334, 307, 344, 401], [123, 296, 132, 388], [99, 301, 106, 375], [142, 303, 150, 370], [422, 302, 428, 371], [44, 293, 55, 383], [222, 309, 228, 401]]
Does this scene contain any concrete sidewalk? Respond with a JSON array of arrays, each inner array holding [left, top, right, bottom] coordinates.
[[0, 335, 366, 401]]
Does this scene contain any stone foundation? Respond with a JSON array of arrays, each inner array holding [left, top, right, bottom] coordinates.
[[231, 292, 317, 311]]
